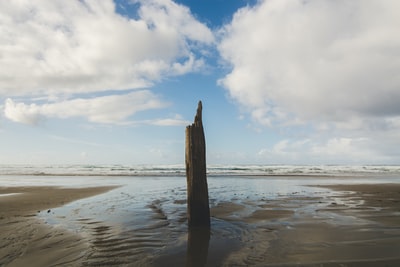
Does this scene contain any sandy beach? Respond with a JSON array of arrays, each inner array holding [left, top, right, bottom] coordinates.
[[1, 181, 400, 266], [0, 186, 118, 266]]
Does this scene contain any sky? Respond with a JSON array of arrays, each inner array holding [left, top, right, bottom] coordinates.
[[1, 0, 400, 165]]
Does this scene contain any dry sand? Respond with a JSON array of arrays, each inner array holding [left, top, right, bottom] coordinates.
[[1, 183, 400, 266]]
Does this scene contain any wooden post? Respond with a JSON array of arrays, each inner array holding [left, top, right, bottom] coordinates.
[[185, 101, 210, 228]]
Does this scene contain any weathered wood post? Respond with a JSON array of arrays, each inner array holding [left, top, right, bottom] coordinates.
[[185, 101, 210, 228]]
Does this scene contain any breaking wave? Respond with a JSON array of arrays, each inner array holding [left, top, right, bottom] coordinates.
[[1, 164, 400, 177]]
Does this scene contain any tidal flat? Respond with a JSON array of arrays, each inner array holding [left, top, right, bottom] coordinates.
[[1, 174, 400, 266]]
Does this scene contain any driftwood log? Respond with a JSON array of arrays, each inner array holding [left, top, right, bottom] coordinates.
[[185, 101, 210, 228]]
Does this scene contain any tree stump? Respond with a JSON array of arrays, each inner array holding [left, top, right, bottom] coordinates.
[[185, 101, 210, 228]]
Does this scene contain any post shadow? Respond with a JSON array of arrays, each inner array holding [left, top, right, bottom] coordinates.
[[186, 227, 210, 267]]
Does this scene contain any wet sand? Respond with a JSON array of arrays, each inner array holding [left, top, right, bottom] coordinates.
[[1, 183, 400, 266], [0, 186, 118, 266], [164, 183, 400, 267]]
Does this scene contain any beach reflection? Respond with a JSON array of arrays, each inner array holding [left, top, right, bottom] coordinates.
[[186, 227, 210, 267], [36, 175, 400, 266]]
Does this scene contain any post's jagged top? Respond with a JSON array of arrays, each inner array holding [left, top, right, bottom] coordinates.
[[194, 100, 202, 124]]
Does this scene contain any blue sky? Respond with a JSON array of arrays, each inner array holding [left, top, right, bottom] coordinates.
[[1, 0, 400, 165]]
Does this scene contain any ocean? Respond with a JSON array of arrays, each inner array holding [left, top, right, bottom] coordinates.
[[1, 164, 400, 177]]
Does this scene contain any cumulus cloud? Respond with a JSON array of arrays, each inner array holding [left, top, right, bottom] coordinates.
[[219, 0, 400, 127], [4, 91, 168, 125], [0, 0, 213, 96], [218, 0, 400, 163], [0, 0, 214, 126]]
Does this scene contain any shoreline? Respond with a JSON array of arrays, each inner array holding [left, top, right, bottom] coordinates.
[[1, 173, 398, 177]]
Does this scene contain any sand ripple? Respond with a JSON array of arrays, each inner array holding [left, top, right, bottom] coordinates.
[[80, 219, 167, 266]]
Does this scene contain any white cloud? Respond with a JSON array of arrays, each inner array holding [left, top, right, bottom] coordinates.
[[0, 0, 214, 126], [219, 0, 400, 163], [4, 91, 168, 125], [311, 138, 371, 159], [219, 0, 400, 126], [148, 114, 190, 126], [0, 0, 213, 96], [4, 99, 43, 125], [257, 137, 394, 165], [136, 0, 214, 44]]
